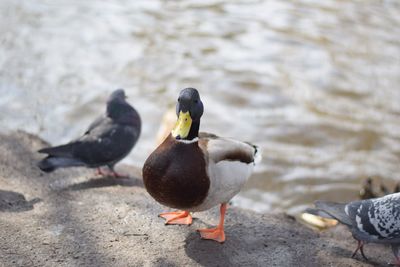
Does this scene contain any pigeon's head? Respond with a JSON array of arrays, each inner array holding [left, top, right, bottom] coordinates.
[[107, 89, 139, 125], [108, 89, 127, 103]]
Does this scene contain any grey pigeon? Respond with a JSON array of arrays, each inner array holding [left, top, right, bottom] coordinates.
[[38, 89, 141, 177], [306, 192, 400, 265]]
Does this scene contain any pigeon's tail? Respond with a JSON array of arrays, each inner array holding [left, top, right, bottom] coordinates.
[[38, 156, 84, 172], [306, 201, 352, 226], [38, 157, 56, 172]]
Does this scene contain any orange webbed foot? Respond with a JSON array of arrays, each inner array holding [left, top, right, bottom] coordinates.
[[198, 227, 225, 243], [159, 210, 192, 225], [197, 203, 228, 243]]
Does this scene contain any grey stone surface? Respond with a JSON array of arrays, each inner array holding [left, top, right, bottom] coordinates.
[[0, 131, 392, 266]]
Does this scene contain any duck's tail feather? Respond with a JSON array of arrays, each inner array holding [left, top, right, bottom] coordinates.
[[252, 145, 262, 165]]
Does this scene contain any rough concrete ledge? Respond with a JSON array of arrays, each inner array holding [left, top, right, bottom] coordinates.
[[0, 131, 391, 266]]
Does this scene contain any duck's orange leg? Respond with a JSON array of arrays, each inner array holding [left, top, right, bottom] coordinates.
[[159, 210, 192, 225], [197, 203, 227, 243]]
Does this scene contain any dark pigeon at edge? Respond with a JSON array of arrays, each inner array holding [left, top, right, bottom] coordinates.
[[306, 192, 400, 265], [38, 89, 141, 176]]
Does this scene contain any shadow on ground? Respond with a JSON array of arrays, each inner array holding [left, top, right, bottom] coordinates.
[[0, 189, 41, 212], [65, 175, 143, 191], [184, 212, 304, 266]]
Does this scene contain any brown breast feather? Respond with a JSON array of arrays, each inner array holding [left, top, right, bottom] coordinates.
[[142, 134, 210, 209]]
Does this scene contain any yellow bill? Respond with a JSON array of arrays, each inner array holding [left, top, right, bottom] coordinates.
[[171, 111, 192, 139]]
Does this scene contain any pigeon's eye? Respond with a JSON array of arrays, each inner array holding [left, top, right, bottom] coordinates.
[[194, 99, 198, 104], [178, 97, 181, 102]]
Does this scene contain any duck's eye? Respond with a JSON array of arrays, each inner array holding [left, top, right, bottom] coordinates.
[[194, 99, 198, 104], [178, 97, 181, 102]]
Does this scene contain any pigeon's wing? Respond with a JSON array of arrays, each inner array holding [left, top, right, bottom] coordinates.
[[39, 117, 139, 167], [71, 119, 139, 166], [84, 115, 107, 134], [342, 199, 363, 224], [38, 142, 77, 158], [312, 201, 353, 226], [346, 193, 400, 241], [367, 194, 400, 240], [38, 115, 108, 157]]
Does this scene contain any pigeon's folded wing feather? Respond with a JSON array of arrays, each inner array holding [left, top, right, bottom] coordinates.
[[84, 115, 107, 134], [72, 122, 139, 165]]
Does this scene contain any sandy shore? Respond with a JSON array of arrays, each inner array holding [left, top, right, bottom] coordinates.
[[0, 131, 391, 266]]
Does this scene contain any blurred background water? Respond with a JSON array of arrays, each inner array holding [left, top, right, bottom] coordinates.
[[1, 0, 399, 215]]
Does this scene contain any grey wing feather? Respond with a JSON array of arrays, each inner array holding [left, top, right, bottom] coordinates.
[[85, 115, 106, 134], [72, 120, 139, 166], [39, 118, 139, 166], [199, 132, 219, 139], [199, 132, 257, 164], [38, 116, 110, 157], [38, 143, 76, 157], [313, 201, 353, 226], [363, 193, 400, 240], [38, 116, 110, 158]]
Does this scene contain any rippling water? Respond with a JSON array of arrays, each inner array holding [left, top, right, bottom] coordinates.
[[1, 0, 399, 214]]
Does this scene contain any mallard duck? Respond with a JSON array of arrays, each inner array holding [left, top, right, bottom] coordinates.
[[38, 89, 141, 177], [142, 88, 259, 243], [359, 177, 376, 200]]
